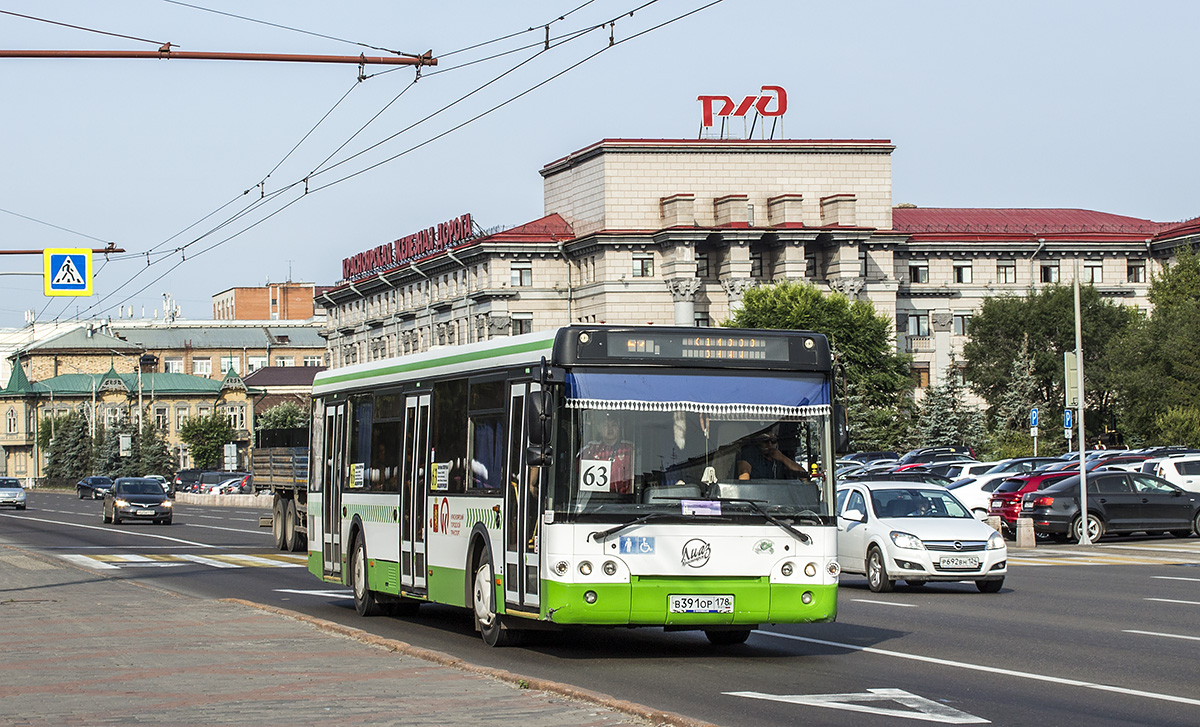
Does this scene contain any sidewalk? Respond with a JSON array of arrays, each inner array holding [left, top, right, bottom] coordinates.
[[0, 546, 710, 727]]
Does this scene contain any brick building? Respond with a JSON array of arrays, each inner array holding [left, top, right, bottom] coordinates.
[[212, 282, 325, 321]]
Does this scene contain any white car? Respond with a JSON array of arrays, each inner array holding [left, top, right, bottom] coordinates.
[[1140, 455, 1200, 492], [941, 461, 999, 481], [0, 477, 26, 510], [836, 481, 1007, 593]]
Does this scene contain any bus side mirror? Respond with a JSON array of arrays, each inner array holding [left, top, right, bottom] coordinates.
[[834, 403, 850, 454], [526, 388, 553, 466]]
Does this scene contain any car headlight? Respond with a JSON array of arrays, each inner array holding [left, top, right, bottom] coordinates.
[[889, 531, 924, 550], [987, 532, 1006, 550], [161, 501, 173, 508], [114, 499, 130, 508]]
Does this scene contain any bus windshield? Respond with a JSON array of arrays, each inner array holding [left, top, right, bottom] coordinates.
[[554, 371, 834, 521]]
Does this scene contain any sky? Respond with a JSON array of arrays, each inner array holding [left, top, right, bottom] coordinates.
[[1, 0, 1197, 329]]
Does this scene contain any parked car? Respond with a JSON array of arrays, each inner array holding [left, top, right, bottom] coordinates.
[[1021, 471, 1200, 542], [1140, 454, 1200, 492], [173, 469, 206, 493], [842, 469, 953, 487], [986, 471, 1075, 534], [939, 461, 998, 481], [198, 471, 253, 494], [842, 451, 900, 464], [103, 477, 174, 525], [0, 477, 27, 510], [836, 481, 1007, 593], [897, 446, 976, 466], [76, 476, 114, 500], [944, 457, 1067, 517], [142, 474, 173, 496]]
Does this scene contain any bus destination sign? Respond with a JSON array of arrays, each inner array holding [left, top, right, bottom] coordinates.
[[609, 332, 792, 362]]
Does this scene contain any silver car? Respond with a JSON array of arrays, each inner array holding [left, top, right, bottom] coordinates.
[[0, 477, 26, 510]]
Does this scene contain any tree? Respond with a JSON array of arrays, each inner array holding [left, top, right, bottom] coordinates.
[[1114, 247, 1200, 443], [915, 362, 988, 450], [728, 281, 916, 451], [1153, 406, 1200, 448], [179, 412, 235, 469], [42, 411, 93, 481], [990, 337, 1041, 457], [137, 420, 176, 476], [256, 401, 305, 431], [96, 419, 141, 478], [962, 284, 1139, 444]]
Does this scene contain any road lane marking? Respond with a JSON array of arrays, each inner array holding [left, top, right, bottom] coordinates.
[[728, 688, 987, 724], [851, 599, 919, 608], [0, 512, 214, 547], [1144, 597, 1200, 606], [1123, 630, 1200, 642], [179, 523, 265, 535], [58, 554, 118, 569], [1151, 575, 1200, 582], [756, 631, 1200, 708], [275, 588, 352, 599], [57, 552, 308, 570]]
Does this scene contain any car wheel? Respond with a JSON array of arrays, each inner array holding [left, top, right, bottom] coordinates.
[[472, 551, 520, 646], [111, 513, 120, 525], [351, 535, 381, 617], [78, 489, 85, 500], [866, 547, 894, 593], [977, 578, 1004, 593], [1071, 513, 1104, 542], [1193, 511, 1200, 538], [705, 629, 752, 646]]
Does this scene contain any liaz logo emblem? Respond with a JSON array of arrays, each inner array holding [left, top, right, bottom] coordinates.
[[697, 85, 787, 128], [753, 539, 775, 555], [681, 538, 712, 568]]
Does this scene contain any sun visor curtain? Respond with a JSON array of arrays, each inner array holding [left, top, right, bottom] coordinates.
[[564, 372, 830, 418]]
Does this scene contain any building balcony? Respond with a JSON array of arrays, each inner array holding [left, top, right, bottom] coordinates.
[[905, 335, 935, 353]]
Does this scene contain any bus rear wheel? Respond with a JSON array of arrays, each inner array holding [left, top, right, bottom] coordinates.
[[472, 555, 521, 647], [351, 536, 381, 617]]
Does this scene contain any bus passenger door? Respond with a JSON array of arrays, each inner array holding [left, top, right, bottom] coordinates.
[[401, 393, 430, 591], [322, 402, 347, 578], [504, 382, 541, 611]]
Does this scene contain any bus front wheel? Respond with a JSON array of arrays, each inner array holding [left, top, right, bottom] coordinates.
[[472, 555, 520, 647], [351, 536, 382, 617]]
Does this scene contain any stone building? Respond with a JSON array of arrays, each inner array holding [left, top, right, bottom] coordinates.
[[317, 137, 1199, 387]]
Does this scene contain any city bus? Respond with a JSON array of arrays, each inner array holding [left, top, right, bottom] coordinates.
[[307, 325, 845, 646]]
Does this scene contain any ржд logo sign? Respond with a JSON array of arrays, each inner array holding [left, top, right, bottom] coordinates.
[[698, 85, 787, 128]]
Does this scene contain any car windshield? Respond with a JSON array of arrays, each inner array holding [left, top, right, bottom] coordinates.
[[116, 480, 164, 495], [871, 488, 972, 518], [553, 373, 835, 522], [0, 478, 20, 488]]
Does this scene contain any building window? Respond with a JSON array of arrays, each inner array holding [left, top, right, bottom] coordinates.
[[860, 250, 868, 277], [913, 365, 931, 389], [511, 312, 533, 336], [198, 404, 213, 420], [1127, 260, 1146, 283], [154, 406, 169, 432], [694, 312, 710, 327], [247, 356, 268, 372], [997, 260, 1017, 284], [164, 357, 184, 374], [219, 356, 241, 375], [175, 406, 190, 431], [696, 252, 710, 278], [909, 262, 929, 284], [953, 261, 973, 284], [1084, 260, 1103, 284], [1041, 261, 1059, 283], [223, 404, 246, 430], [953, 313, 972, 336], [510, 261, 532, 287], [5, 408, 16, 434], [632, 253, 654, 278], [274, 356, 295, 367], [303, 355, 323, 367], [192, 358, 213, 376], [907, 313, 930, 337], [15, 451, 26, 474], [750, 251, 764, 278]]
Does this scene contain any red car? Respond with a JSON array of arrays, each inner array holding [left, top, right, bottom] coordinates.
[[987, 471, 1075, 533]]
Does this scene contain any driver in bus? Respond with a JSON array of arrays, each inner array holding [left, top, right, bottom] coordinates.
[[578, 411, 635, 494], [736, 429, 804, 480]]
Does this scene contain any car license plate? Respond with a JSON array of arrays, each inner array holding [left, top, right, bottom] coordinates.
[[136, 509, 156, 516], [991, 500, 1004, 509], [1022, 501, 1034, 510], [939, 556, 980, 569], [669, 595, 733, 614]]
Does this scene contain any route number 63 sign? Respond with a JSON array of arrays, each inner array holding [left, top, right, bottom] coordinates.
[[579, 459, 613, 492]]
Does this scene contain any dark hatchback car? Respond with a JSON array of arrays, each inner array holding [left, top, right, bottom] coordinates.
[[103, 477, 174, 525], [1021, 471, 1200, 542], [842, 468, 953, 487], [76, 476, 114, 500], [173, 469, 206, 493]]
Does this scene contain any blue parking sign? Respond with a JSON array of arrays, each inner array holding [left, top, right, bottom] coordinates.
[[1030, 408, 1039, 427], [1063, 408, 1073, 430]]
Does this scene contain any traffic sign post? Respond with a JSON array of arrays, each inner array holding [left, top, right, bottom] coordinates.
[[43, 248, 93, 297], [1030, 408, 1039, 455]]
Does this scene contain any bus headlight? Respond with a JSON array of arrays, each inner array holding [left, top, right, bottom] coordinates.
[[554, 561, 569, 575], [804, 562, 817, 578], [780, 562, 794, 577], [584, 590, 597, 604], [579, 561, 592, 576], [827, 561, 841, 577], [602, 560, 618, 576]]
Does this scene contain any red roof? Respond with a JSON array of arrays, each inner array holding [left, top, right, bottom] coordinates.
[[890, 208, 1169, 236]]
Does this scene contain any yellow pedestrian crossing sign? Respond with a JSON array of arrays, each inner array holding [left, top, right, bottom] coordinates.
[[43, 248, 92, 297]]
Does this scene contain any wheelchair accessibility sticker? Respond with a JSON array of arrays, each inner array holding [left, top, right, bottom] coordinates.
[[620, 536, 655, 554]]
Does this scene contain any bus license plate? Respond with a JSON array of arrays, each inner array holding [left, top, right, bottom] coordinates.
[[939, 556, 979, 569], [669, 595, 733, 614]]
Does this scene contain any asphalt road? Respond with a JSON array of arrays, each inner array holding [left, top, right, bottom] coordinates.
[[4, 490, 1199, 727]]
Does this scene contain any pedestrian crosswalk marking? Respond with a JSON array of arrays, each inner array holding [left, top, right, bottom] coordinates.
[[59, 552, 307, 570]]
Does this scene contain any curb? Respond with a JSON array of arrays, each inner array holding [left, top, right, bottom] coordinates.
[[225, 598, 720, 727]]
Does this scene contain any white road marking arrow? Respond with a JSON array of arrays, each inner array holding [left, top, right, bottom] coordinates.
[[727, 688, 988, 724]]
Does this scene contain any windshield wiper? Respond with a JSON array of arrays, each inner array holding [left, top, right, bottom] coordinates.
[[587, 512, 690, 542], [711, 497, 812, 544]]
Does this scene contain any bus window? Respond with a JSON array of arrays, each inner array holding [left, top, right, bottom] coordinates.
[[369, 419, 401, 492], [348, 397, 373, 490], [432, 379, 468, 493]]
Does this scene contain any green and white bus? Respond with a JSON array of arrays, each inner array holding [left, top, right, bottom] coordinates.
[[307, 325, 845, 646]]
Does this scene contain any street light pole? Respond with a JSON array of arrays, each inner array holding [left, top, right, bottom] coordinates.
[[1073, 259, 1090, 545]]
